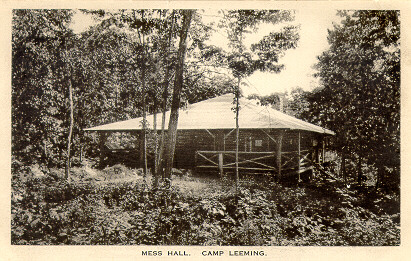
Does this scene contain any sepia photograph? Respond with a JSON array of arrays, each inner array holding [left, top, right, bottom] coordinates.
[[10, 6, 400, 249]]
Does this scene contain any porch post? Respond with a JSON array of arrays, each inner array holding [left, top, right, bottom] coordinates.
[[321, 137, 326, 164], [277, 131, 283, 181], [139, 132, 145, 169], [194, 151, 198, 175], [99, 132, 107, 167], [316, 139, 321, 163], [205, 129, 216, 150], [223, 129, 235, 152]]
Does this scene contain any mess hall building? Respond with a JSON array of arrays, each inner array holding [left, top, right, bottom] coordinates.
[[84, 94, 334, 180]]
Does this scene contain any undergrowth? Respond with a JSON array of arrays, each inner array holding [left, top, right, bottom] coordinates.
[[11, 163, 400, 245]]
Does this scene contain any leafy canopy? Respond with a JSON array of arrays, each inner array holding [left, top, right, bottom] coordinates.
[[303, 10, 400, 189]]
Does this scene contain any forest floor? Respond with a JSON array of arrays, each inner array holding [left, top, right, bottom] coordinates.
[[11, 160, 400, 246]]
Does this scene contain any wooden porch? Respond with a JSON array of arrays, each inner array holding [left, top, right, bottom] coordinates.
[[192, 127, 331, 181], [195, 148, 315, 180]]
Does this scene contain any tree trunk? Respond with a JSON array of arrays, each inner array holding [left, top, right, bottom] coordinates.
[[164, 10, 194, 179], [153, 108, 159, 187], [135, 10, 149, 179], [235, 77, 240, 192], [357, 153, 363, 185], [158, 93, 168, 179], [141, 66, 148, 178], [277, 131, 283, 182], [65, 70, 74, 180], [157, 10, 175, 180], [78, 97, 84, 165]]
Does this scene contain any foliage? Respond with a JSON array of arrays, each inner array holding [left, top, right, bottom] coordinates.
[[12, 9, 238, 170], [286, 87, 311, 117], [303, 10, 400, 191], [213, 10, 299, 79], [12, 162, 400, 246], [12, 10, 74, 166], [247, 87, 310, 118], [248, 93, 280, 106]]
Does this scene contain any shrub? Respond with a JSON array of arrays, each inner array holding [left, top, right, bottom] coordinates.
[[11, 164, 400, 246]]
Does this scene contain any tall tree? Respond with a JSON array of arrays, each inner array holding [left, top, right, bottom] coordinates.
[[12, 10, 74, 166], [219, 10, 299, 187], [64, 44, 75, 179], [78, 14, 148, 166], [83, 10, 167, 174], [305, 10, 400, 191], [156, 10, 177, 181], [164, 10, 195, 180], [59, 18, 86, 179]]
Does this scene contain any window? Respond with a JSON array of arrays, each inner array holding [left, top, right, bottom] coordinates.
[[255, 139, 263, 147]]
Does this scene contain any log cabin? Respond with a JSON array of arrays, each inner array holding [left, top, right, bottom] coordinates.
[[84, 94, 334, 180]]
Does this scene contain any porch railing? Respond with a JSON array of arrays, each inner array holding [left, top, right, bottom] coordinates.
[[195, 149, 315, 178]]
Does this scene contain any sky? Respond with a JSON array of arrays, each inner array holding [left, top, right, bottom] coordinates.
[[70, 8, 342, 96], [240, 8, 341, 96]]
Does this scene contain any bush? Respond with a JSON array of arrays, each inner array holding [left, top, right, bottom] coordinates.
[[11, 164, 400, 246]]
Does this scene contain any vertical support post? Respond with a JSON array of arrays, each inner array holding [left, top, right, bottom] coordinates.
[[216, 130, 224, 151], [194, 151, 198, 175], [133, 131, 140, 168], [321, 137, 326, 164], [298, 131, 301, 182], [99, 132, 107, 168], [205, 129, 216, 150], [277, 131, 283, 181], [139, 131, 145, 169], [218, 152, 224, 178], [315, 141, 321, 161], [249, 136, 252, 152], [223, 134, 226, 151], [223, 129, 235, 152]]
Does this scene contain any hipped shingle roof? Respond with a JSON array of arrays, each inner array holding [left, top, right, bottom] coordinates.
[[84, 94, 335, 135]]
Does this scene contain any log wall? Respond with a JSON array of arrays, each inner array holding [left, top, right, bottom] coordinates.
[[99, 129, 326, 172]]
